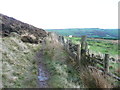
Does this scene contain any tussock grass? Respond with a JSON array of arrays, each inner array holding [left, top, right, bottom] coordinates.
[[2, 36, 40, 88], [80, 67, 112, 89]]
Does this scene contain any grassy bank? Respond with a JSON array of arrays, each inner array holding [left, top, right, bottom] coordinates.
[[1, 35, 41, 88], [42, 37, 83, 88]]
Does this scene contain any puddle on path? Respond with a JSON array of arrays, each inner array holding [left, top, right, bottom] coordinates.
[[38, 62, 50, 88]]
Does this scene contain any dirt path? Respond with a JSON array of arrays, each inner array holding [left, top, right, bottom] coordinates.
[[35, 47, 50, 88]]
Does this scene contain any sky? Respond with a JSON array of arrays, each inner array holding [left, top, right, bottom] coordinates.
[[0, 0, 119, 29]]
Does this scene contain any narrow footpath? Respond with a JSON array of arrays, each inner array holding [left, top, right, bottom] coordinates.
[[35, 45, 50, 88]]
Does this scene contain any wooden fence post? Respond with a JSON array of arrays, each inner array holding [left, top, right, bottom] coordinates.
[[81, 35, 87, 55], [104, 54, 109, 72], [63, 36, 67, 48], [65, 39, 68, 51], [60, 36, 63, 43], [76, 44, 81, 65], [81, 36, 87, 48], [80, 35, 88, 66], [62, 36, 64, 44], [85, 42, 88, 52], [67, 39, 70, 53]]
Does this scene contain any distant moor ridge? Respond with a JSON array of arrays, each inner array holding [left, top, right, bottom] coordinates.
[[0, 14, 47, 41]]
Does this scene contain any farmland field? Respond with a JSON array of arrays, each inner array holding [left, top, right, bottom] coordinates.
[[66, 37, 119, 57]]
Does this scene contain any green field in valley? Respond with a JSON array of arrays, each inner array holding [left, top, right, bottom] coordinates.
[[46, 28, 118, 40], [66, 37, 119, 57]]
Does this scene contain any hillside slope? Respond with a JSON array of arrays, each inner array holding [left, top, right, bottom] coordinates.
[[0, 14, 47, 88], [0, 13, 47, 38], [1, 35, 41, 88]]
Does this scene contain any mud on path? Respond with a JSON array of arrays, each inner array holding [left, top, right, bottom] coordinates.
[[35, 48, 50, 88]]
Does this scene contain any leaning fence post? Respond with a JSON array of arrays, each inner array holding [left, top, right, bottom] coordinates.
[[104, 54, 109, 72]]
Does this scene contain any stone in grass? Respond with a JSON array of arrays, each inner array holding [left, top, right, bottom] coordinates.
[[21, 35, 38, 44]]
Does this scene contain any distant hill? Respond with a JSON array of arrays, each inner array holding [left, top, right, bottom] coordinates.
[[46, 28, 118, 40]]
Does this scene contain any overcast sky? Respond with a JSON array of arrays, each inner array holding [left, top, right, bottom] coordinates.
[[0, 0, 119, 29]]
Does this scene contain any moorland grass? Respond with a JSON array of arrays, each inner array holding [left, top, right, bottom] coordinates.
[[2, 36, 40, 88]]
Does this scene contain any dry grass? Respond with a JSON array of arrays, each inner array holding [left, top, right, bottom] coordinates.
[[44, 35, 65, 60], [80, 67, 112, 89], [1, 36, 39, 88]]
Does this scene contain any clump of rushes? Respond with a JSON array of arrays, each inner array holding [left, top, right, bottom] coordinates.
[[80, 67, 112, 89]]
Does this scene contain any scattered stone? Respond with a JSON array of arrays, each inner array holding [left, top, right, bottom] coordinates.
[[21, 36, 38, 44]]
